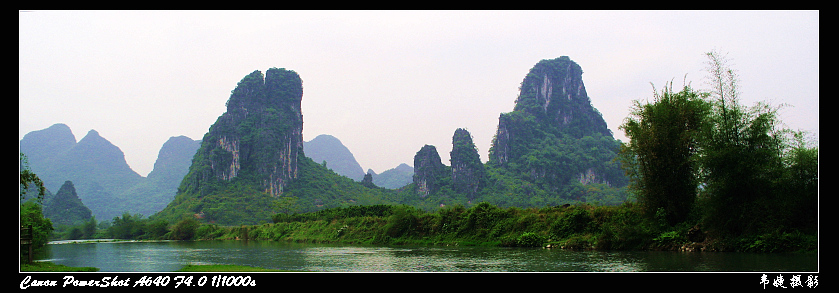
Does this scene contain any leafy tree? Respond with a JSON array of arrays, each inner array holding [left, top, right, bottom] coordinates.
[[698, 50, 814, 236], [19, 153, 45, 203], [170, 218, 200, 240], [20, 153, 52, 259], [20, 201, 53, 254], [619, 82, 710, 225], [775, 132, 818, 233], [272, 195, 300, 217], [107, 212, 147, 239], [145, 219, 171, 239], [82, 216, 98, 239], [613, 50, 817, 243]]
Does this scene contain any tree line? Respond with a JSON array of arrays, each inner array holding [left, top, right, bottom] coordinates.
[[618, 51, 818, 241]]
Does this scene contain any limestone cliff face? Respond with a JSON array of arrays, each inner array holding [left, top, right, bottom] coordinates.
[[181, 68, 304, 197], [412, 145, 447, 197], [491, 57, 611, 165], [450, 128, 485, 199], [488, 57, 625, 189], [513, 56, 610, 137]]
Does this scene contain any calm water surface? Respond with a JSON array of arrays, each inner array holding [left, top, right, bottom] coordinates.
[[37, 240, 817, 272]]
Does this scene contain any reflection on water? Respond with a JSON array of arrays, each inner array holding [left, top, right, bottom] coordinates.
[[37, 240, 817, 272]]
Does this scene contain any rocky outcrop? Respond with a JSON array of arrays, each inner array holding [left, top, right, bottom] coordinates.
[[361, 171, 376, 188], [412, 145, 447, 197], [511, 56, 611, 137], [491, 57, 612, 166], [488, 57, 626, 191], [450, 128, 485, 199], [181, 68, 304, 197]]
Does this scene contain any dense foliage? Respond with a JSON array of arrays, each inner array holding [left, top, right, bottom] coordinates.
[[20, 154, 52, 261], [619, 51, 818, 245], [696, 52, 818, 237], [620, 84, 709, 225]]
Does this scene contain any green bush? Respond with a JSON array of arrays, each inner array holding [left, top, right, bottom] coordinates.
[[195, 224, 226, 240], [170, 218, 200, 240], [563, 235, 594, 250], [738, 230, 818, 253], [551, 207, 593, 238], [516, 232, 545, 247], [384, 206, 419, 238]]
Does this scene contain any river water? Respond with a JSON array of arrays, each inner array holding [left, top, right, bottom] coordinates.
[[36, 240, 817, 273]]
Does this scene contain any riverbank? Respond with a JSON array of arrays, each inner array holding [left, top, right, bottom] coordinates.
[[20, 261, 296, 272], [190, 203, 817, 254], [20, 261, 99, 272], [176, 264, 298, 272]]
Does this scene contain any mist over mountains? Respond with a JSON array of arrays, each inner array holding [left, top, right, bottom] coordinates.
[[20, 123, 411, 223], [19, 123, 200, 221]]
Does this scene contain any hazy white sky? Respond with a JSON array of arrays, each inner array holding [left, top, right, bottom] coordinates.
[[19, 10, 819, 177]]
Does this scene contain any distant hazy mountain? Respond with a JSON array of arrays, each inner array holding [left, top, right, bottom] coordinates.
[[20, 124, 199, 221], [120, 135, 201, 217], [304, 134, 366, 181], [18, 123, 76, 169], [369, 163, 414, 189], [21, 126, 140, 220]]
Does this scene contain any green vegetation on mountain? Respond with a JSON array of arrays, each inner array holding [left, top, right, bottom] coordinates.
[[42, 181, 92, 227], [153, 68, 402, 226], [151, 58, 638, 226]]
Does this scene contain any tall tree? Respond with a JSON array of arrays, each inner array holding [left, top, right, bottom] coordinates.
[[619, 83, 709, 225], [698, 50, 789, 236]]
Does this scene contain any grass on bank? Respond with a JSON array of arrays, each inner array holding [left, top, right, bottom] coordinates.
[[189, 203, 817, 253], [20, 261, 99, 272], [20, 261, 297, 272]]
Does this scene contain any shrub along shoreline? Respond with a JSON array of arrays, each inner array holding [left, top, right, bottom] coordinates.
[[183, 203, 816, 254]]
